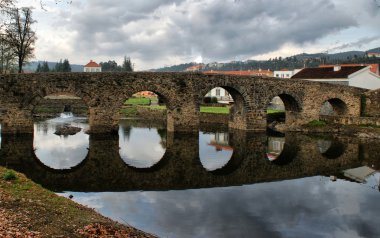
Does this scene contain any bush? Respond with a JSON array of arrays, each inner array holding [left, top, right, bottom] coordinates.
[[306, 120, 327, 127], [3, 170, 17, 181], [211, 97, 218, 103], [203, 97, 211, 103]]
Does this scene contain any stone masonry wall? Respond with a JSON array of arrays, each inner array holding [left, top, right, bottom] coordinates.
[[0, 72, 367, 134]]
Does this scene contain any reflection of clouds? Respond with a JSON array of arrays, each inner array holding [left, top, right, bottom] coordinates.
[[119, 126, 165, 168], [33, 119, 89, 169], [199, 132, 233, 171], [61, 177, 380, 238]]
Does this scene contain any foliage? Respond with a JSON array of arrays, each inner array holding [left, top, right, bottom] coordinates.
[[306, 120, 327, 127], [35, 61, 50, 72], [124, 97, 151, 105], [120, 107, 138, 117], [121, 56, 133, 72], [3, 169, 17, 181], [99, 56, 134, 72], [359, 124, 380, 129], [100, 60, 119, 72], [155, 49, 380, 72], [54, 59, 71, 72], [3, 7, 37, 73]]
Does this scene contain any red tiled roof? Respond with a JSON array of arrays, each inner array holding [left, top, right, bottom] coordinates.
[[319, 64, 379, 75], [84, 60, 100, 68], [203, 70, 273, 76], [291, 66, 367, 79]]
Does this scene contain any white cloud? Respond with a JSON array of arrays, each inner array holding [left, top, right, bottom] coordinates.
[[16, 0, 380, 70]]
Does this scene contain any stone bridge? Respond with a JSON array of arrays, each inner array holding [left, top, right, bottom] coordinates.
[[0, 72, 366, 134]]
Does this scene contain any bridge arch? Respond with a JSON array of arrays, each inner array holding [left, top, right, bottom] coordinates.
[[199, 84, 250, 130], [266, 92, 302, 126], [320, 98, 348, 116]]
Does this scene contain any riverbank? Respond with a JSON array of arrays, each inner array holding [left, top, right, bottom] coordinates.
[[0, 167, 156, 237]]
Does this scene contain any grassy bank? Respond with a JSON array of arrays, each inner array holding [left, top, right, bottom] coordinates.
[[0, 167, 155, 237]]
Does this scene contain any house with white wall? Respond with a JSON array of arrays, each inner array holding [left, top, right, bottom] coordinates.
[[205, 87, 234, 104], [274, 69, 302, 79], [84, 60, 101, 72], [291, 65, 380, 90]]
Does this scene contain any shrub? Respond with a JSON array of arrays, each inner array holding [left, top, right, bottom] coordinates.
[[306, 120, 327, 127], [3, 170, 17, 181], [210, 97, 218, 103], [203, 97, 211, 103]]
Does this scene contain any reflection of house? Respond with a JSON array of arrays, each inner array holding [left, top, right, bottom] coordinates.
[[84, 60, 101, 72], [292, 65, 380, 90], [205, 87, 233, 104], [267, 137, 285, 161], [274, 69, 302, 78], [208, 132, 233, 151]]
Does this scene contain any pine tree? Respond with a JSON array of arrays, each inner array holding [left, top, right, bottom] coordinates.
[[41, 61, 49, 72], [55, 59, 63, 72], [35, 62, 41, 72], [62, 59, 71, 72], [121, 56, 133, 72]]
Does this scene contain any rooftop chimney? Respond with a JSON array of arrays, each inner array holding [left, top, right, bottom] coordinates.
[[333, 65, 341, 71]]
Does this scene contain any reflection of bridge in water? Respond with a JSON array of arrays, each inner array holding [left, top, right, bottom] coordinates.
[[1, 130, 378, 192]]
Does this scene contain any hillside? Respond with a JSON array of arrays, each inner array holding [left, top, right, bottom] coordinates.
[[153, 47, 379, 72]]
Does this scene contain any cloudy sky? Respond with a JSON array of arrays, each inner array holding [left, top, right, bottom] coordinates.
[[16, 0, 380, 70]]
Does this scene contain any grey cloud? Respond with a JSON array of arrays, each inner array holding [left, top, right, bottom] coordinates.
[[64, 0, 363, 68], [329, 36, 380, 51], [70, 177, 380, 238]]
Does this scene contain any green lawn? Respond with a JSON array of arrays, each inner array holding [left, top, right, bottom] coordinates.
[[144, 105, 167, 110], [122, 104, 282, 115], [200, 106, 230, 114], [124, 97, 151, 105], [267, 109, 285, 114]]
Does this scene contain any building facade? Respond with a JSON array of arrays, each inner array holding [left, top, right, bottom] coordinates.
[[84, 60, 101, 72], [292, 65, 380, 90], [274, 69, 302, 78]]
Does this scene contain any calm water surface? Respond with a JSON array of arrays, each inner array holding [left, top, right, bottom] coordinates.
[[1, 115, 380, 238]]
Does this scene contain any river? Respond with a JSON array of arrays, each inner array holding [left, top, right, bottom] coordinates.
[[1, 114, 379, 238]]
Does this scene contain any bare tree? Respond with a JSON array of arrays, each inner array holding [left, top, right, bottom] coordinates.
[[0, 33, 16, 73], [0, 0, 14, 9], [4, 7, 36, 73]]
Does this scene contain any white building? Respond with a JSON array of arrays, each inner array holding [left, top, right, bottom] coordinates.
[[205, 87, 234, 104], [84, 60, 101, 72], [274, 69, 302, 79], [292, 65, 380, 90]]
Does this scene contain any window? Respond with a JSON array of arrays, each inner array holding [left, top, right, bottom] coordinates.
[[216, 88, 220, 96]]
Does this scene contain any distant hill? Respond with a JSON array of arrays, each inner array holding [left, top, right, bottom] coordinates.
[[153, 47, 380, 72], [367, 47, 380, 53], [293, 51, 366, 61], [24, 61, 84, 72]]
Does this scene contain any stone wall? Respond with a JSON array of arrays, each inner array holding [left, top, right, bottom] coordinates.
[[364, 89, 380, 117], [33, 98, 88, 118], [200, 112, 229, 124], [321, 115, 380, 126]]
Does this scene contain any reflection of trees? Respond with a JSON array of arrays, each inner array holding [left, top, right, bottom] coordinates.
[[122, 126, 132, 141], [157, 128, 167, 149]]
